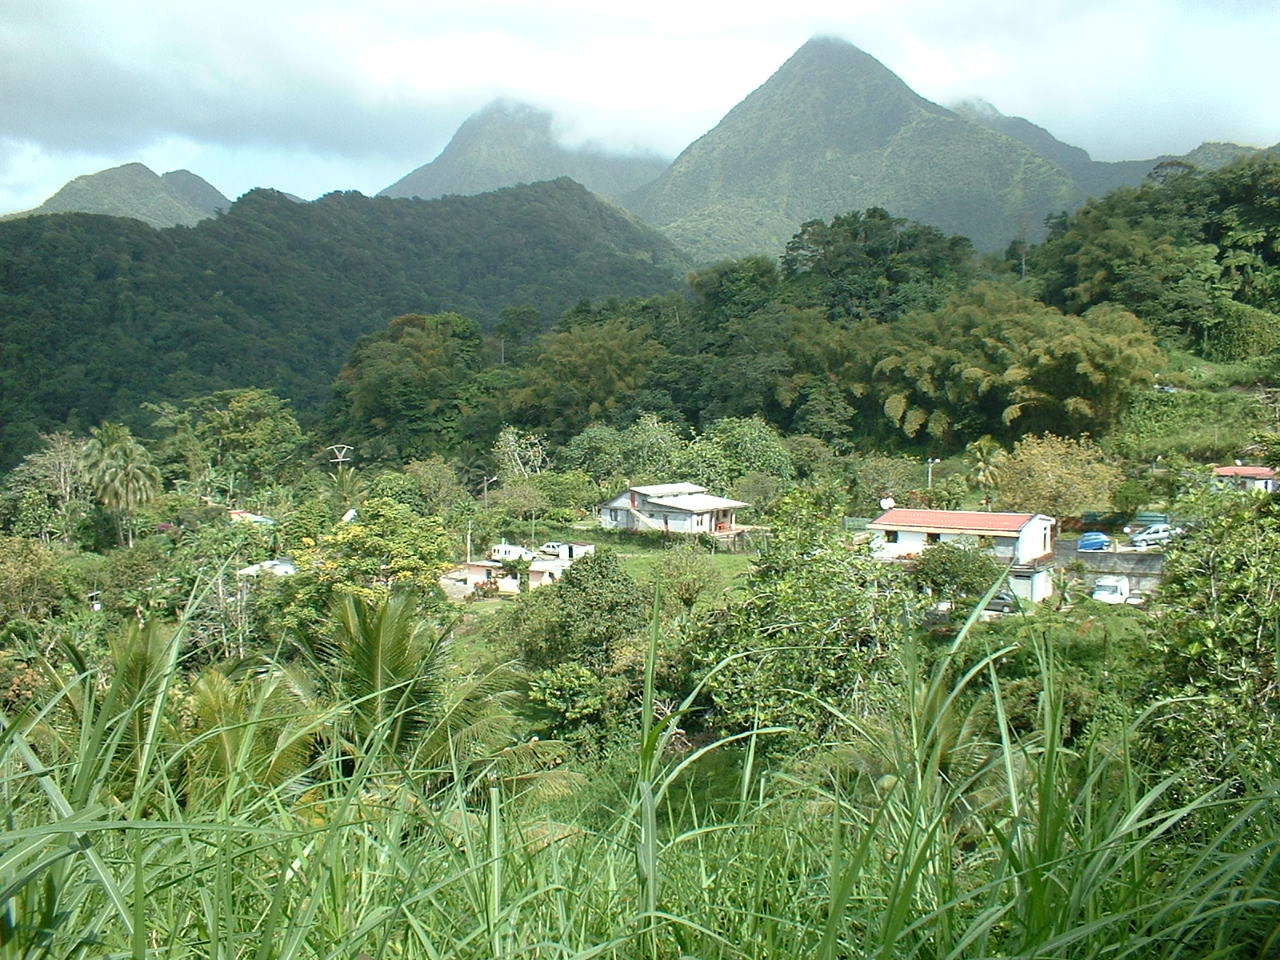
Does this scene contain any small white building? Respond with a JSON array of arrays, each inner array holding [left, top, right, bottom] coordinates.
[[600, 483, 748, 535], [538, 541, 596, 560], [1213, 465, 1277, 493], [867, 508, 1057, 603], [459, 557, 573, 595]]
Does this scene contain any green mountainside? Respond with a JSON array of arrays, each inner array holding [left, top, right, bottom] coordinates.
[[625, 37, 1084, 259], [950, 99, 1161, 198], [2, 162, 230, 228], [0, 178, 688, 464], [952, 100, 1269, 198], [1182, 140, 1272, 168], [380, 101, 670, 201], [160, 168, 232, 216]]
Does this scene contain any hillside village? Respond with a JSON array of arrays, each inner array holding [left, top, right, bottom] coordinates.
[[3, 30, 1280, 960]]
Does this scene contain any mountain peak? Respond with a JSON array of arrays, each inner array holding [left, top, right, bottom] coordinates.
[[380, 100, 668, 201], [627, 36, 1080, 259], [448, 99, 558, 151], [790, 35, 896, 70], [705, 34, 950, 160], [6, 162, 229, 228]]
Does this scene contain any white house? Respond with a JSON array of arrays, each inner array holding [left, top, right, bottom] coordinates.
[[1213, 465, 1277, 493], [459, 557, 573, 595], [867, 508, 1057, 603], [600, 483, 748, 535]]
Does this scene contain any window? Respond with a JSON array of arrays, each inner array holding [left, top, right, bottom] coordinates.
[[926, 532, 941, 544], [609, 509, 619, 522], [885, 530, 899, 543]]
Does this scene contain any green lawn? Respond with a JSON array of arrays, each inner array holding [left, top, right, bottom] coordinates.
[[616, 546, 755, 597]]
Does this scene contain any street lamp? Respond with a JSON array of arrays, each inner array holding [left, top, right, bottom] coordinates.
[[926, 458, 941, 489], [480, 475, 499, 509]]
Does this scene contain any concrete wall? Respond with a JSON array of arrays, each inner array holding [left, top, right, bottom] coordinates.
[[1064, 547, 1167, 595]]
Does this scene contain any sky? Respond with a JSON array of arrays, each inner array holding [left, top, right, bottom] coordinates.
[[2, 0, 1278, 215]]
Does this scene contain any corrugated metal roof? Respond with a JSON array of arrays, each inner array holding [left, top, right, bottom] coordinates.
[[648, 494, 749, 512], [630, 483, 706, 496], [868, 508, 1040, 535]]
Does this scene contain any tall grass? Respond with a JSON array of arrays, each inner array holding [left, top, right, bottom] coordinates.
[[2, 596, 1278, 958]]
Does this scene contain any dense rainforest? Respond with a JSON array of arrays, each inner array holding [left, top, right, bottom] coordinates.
[[2, 157, 1280, 957], [0, 178, 688, 466], [331, 157, 1280, 466]]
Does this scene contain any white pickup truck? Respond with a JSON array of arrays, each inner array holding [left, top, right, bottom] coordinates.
[[1091, 575, 1145, 605]]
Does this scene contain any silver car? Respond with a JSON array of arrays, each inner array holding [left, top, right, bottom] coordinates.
[[1128, 523, 1181, 548]]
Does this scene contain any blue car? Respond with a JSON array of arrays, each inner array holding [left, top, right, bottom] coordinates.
[[1077, 531, 1112, 551]]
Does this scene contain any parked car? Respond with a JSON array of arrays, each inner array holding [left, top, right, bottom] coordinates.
[[1077, 531, 1112, 551], [984, 589, 1019, 614], [1128, 523, 1182, 548], [1090, 575, 1145, 605]]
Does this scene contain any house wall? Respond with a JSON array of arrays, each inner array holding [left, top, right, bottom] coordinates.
[[463, 561, 568, 595], [1212, 474, 1277, 493], [871, 515, 1057, 605], [1010, 568, 1054, 603], [1012, 519, 1054, 564], [874, 530, 928, 558], [874, 530, 1012, 559], [873, 521, 1051, 564], [462, 562, 518, 593], [599, 499, 712, 534]]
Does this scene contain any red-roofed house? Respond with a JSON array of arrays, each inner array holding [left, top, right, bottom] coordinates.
[[1213, 465, 1276, 493], [867, 508, 1057, 602]]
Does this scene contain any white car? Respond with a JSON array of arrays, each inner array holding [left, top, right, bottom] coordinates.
[[1128, 523, 1182, 548]]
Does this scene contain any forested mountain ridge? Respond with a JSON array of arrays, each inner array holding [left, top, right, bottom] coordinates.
[[160, 169, 233, 216], [0, 178, 688, 467], [15, 37, 1269, 257], [380, 100, 670, 202], [952, 99, 1273, 199], [330, 156, 1280, 470], [0, 163, 230, 228], [949, 99, 1164, 198], [624, 37, 1086, 259]]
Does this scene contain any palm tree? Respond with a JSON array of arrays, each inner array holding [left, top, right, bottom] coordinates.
[[81, 423, 162, 545], [327, 464, 366, 514], [312, 591, 526, 776], [965, 435, 1008, 510], [184, 663, 323, 808]]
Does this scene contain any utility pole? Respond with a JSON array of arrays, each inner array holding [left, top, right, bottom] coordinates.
[[926, 457, 941, 489]]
